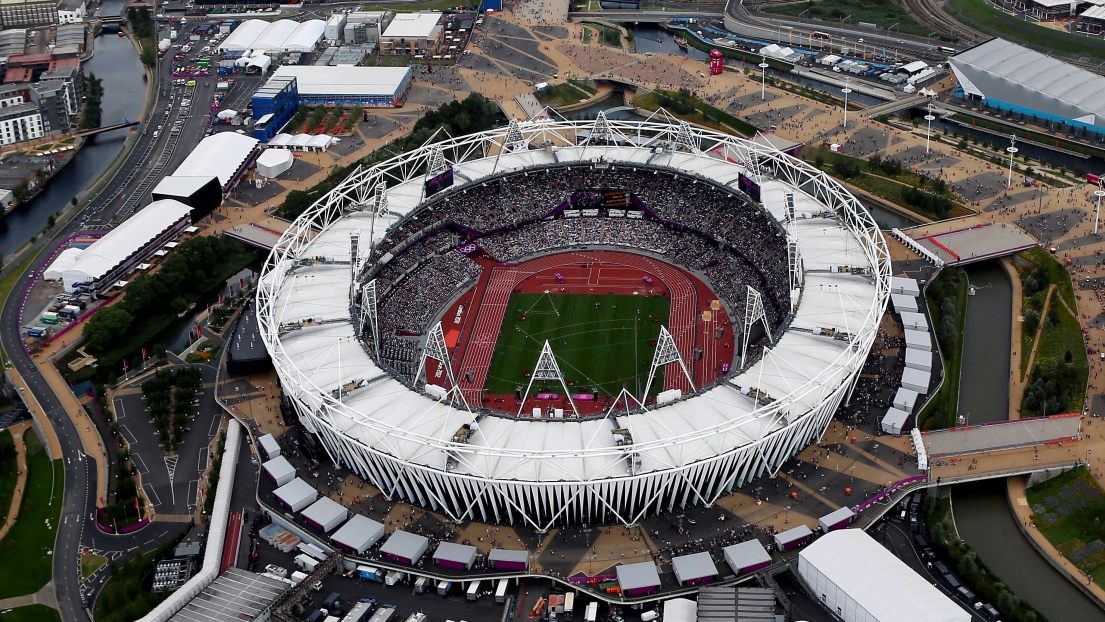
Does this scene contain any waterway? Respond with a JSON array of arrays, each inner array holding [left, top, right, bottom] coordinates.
[[950, 261, 1105, 621], [0, 0, 145, 256]]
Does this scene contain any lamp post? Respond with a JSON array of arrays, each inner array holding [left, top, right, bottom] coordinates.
[[1006, 135, 1019, 189], [1094, 179, 1105, 234], [759, 56, 769, 101], [924, 102, 936, 155], [841, 79, 852, 129]]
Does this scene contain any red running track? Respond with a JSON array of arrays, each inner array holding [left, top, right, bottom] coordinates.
[[221, 510, 243, 573]]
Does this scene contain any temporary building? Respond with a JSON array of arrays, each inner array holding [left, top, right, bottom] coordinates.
[[330, 514, 385, 554], [670, 551, 718, 586], [773, 524, 813, 551], [380, 530, 429, 565], [217, 19, 269, 52], [274, 477, 317, 512], [307, 134, 333, 151], [252, 20, 300, 51], [433, 542, 478, 570], [51, 199, 192, 292], [258, 433, 280, 459], [256, 149, 294, 178], [173, 132, 259, 188], [881, 407, 911, 436], [899, 311, 928, 331], [283, 20, 326, 52], [301, 496, 348, 533], [217, 109, 239, 120], [615, 562, 661, 596], [904, 329, 931, 352], [723, 540, 771, 576], [298, 542, 327, 560], [246, 55, 271, 73], [44, 247, 83, 281], [798, 529, 971, 622], [818, 507, 856, 532], [902, 367, 931, 394], [894, 387, 920, 412], [262, 455, 295, 486], [891, 294, 919, 313], [151, 175, 222, 223], [905, 348, 932, 372], [268, 133, 292, 148], [488, 548, 528, 570]]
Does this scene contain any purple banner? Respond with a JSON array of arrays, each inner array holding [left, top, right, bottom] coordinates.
[[854, 475, 927, 513], [536, 393, 559, 400], [457, 242, 482, 255], [573, 393, 596, 401]]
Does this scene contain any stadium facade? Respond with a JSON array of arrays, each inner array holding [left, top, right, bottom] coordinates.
[[948, 38, 1105, 134], [257, 115, 891, 530]]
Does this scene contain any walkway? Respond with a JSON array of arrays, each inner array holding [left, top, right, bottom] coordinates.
[[0, 582, 58, 610], [0, 421, 30, 542]]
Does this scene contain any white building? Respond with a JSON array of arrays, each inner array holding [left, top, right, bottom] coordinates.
[[798, 529, 970, 622], [57, 0, 84, 23], [0, 102, 45, 145], [380, 12, 442, 55], [325, 13, 347, 41], [218, 19, 324, 54]]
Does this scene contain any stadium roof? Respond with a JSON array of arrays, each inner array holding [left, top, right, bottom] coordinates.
[[270, 66, 411, 97], [48, 200, 191, 290], [381, 12, 441, 39], [948, 38, 1105, 129], [799, 529, 970, 622], [166, 568, 287, 622], [173, 133, 258, 187]]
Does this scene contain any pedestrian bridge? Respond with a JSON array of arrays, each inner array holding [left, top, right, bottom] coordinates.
[[915, 413, 1082, 464]]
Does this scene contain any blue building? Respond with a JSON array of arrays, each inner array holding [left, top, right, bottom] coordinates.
[[252, 75, 299, 143]]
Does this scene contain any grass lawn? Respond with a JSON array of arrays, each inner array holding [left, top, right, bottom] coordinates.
[[0, 604, 61, 622], [0, 429, 16, 525], [82, 551, 108, 580], [534, 82, 592, 107], [946, 0, 1105, 61], [918, 267, 968, 430], [485, 293, 670, 397], [0, 431, 63, 599], [634, 90, 760, 136], [764, 0, 931, 36], [1027, 467, 1105, 579]]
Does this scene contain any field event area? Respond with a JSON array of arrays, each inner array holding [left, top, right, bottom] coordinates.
[[485, 292, 671, 399]]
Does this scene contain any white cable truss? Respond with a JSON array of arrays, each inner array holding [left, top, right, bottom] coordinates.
[[256, 118, 891, 528], [741, 286, 771, 369], [517, 340, 578, 416], [643, 325, 694, 401]]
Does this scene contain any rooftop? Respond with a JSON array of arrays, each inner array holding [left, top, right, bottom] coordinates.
[[269, 65, 411, 97], [381, 12, 441, 39], [166, 568, 288, 622]]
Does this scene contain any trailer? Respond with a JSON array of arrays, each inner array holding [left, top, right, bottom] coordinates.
[[295, 553, 320, 573], [384, 570, 406, 586], [341, 601, 373, 622], [414, 576, 430, 593], [584, 602, 598, 622], [437, 580, 452, 596], [467, 580, 481, 601], [563, 592, 575, 619], [357, 565, 382, 582], [495, 578, 509, 604], [367, 606, 397, 622]]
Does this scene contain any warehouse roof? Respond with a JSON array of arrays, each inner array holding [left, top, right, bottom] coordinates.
[[262, 456, 294, 482], [616, 562, 661, 591], [671, 551, 718, 583], [301, 496, 348, 530], [800, 529, 970, 622], [274, 477, 317, 509], [381, 12, 441, 39], [173, 133, 258, 187], [166, 568, 287, 622], [331, 514, 385, 551], [270, 66, 411, 97], [380, 530, 429, 560], [432, 542, 478, 566], [488, 548, 528, 564], [49, 200, 191, 288], [949, 38, 1105, 128]]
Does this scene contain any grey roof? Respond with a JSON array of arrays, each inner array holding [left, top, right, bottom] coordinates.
[[818, 506, 856, 530], [696, 586, 776, 622], [949, 38, 1105, 127], [723, 540, 771, 572], [331, 514, 385, 551], [274, 477, 317, 508], [301, 496, 348, 530], [433, 542, 478, 566], [167, 568, 288, 622], [774, 524, 813, 546], [380, 530, 429, 560], [488, 548, 528, 564], [615, 562, 660, 591], [258, 433, 280, 456], [262, 455, 295, 481], [671, 551, 718, 583]]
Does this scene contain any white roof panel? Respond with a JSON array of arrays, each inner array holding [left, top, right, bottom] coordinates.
[[270, 66, 411, 97], [382, 12, 441, 39], [173, 133, 258, 186], [61, 200, 191, 286], [217, 19, 268, 52]]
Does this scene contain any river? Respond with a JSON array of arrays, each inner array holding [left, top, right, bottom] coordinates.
[[951, 262, 1105, 621], [0, 0, 145, 256]]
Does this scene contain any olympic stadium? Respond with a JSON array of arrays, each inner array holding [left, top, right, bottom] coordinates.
[[257, 114, 891, 530]]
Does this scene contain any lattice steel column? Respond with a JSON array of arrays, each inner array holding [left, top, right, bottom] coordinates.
[[642, 325, 694, 400], [359, 279, 379, 356], [741, 286, 772, 369], [518, 340, 577, 416]]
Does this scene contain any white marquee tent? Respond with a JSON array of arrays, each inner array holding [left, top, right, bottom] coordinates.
[[257, 149, 294, 178]]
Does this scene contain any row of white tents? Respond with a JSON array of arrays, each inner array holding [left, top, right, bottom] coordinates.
[[883, 277, 935, 436]]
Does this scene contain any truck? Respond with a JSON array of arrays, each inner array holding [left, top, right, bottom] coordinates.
[[295, 554, 320, 573], [466, 580, 481, 601], [357, 565, 382, 582], [437, 580, 452, 596], [494, 578, 509, 604], [384, 570, 406, 586], [323, 593, 342, 615], [27, 328, 45, 338], [340, 601, 373, 622], [367, 606, 397, 622], [584, 602, 598, 622], [414, 576, 430, 593], [291, 570, 309, 585], [306, 610, 328, 622], [263, 564, 287, 579], [563, 592, 574, 619], [403, 615, 426, 622]]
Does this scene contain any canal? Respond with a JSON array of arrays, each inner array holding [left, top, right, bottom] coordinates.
[[951, 262, 1105, 621], [0, 0, 145, 255]]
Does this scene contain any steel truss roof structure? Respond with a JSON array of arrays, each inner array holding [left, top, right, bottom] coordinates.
[[257, 115, 891, 530]]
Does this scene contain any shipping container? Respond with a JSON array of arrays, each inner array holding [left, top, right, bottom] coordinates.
[[295, 554, 320, 573], [291, 570, 309, 585], [384, 570, 406, 586], [467, 580, 481, 601]]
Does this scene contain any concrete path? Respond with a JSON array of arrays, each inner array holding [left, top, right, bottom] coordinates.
[[0, 581, 58, 610], [0, 421, 30, 542]]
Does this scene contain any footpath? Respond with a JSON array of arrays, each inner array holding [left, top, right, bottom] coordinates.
[[0, 421, 30, 541]]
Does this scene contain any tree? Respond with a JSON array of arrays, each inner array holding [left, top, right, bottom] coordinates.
[[0, 430, 15, 470], [140, 44, 157, 68], [83, 306, 134, 352]]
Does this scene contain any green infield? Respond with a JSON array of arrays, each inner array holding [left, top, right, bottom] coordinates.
[[484, 293, 671, 398]]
